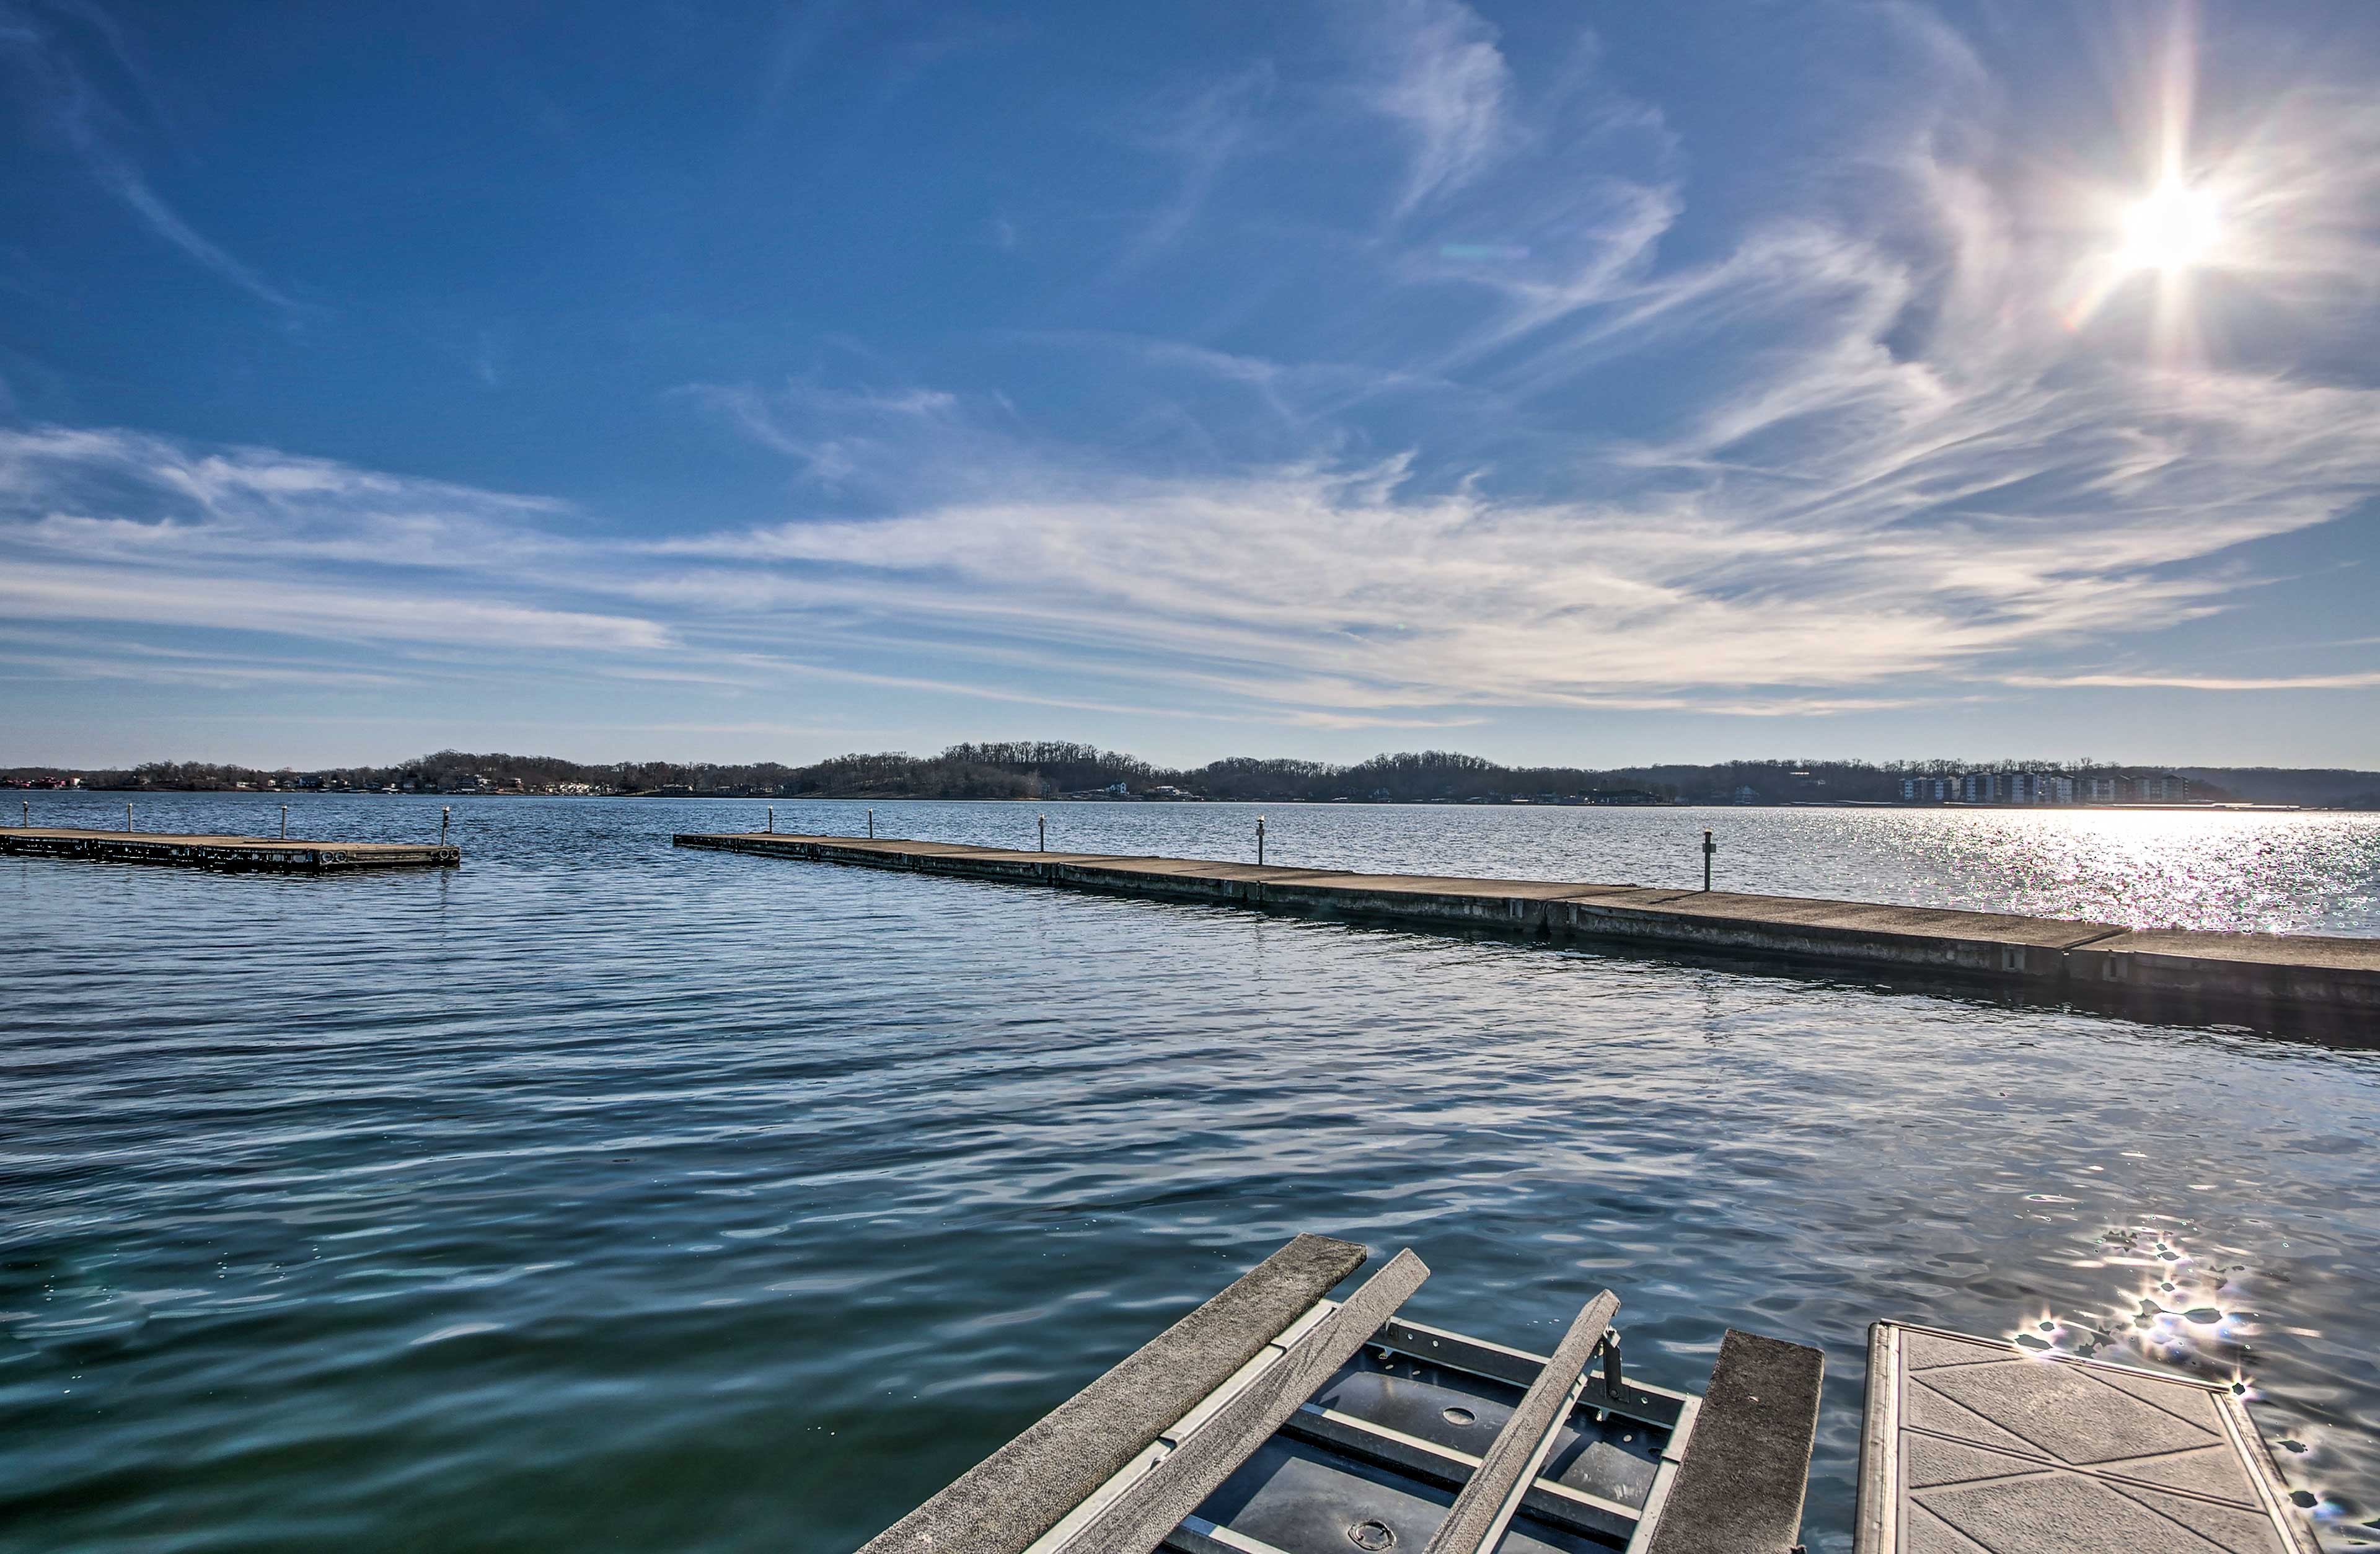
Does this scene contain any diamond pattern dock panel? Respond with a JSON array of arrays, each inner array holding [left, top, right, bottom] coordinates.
[[1856, 1323, 2316, 1554]]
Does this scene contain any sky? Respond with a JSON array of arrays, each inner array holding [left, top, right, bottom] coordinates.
[[3, 0, 2379, 772]]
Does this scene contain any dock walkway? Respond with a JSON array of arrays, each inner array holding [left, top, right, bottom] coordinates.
[[1857, 1322, 2314, 1554], [1, 826, 461, 872], [672, 831, 2379, 1022]]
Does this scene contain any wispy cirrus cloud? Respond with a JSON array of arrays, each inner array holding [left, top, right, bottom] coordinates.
[[0, 427, 669, 656], [1125, 63, 1278, 265], [1348, 0, 1516, 219], [0, 0, 310, 316], [4, 0, 2378, 754], [644, 1, 2380, 723]]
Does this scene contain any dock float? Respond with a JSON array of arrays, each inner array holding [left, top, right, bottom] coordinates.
[[0, 826, 460, 872], [671, 832, 2380, 1022], [860, 1232, 1825, 1554], [1858, 1321, 2315, 1554]]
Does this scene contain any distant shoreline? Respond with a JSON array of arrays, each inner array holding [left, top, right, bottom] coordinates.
[[8, 786, 2360, 814], [7, 743, 2378, 810]]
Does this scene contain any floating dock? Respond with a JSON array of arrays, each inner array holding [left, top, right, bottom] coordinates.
[[0, 826, 460, 872], [1858, 1321, 2314, 1554], [671, 832, 2379, 1023]]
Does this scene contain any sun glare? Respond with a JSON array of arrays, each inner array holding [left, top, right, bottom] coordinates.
[[2120, 179, 2219, 272]]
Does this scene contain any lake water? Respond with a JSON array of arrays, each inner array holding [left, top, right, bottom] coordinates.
[[4, 793, 2378, 1552]]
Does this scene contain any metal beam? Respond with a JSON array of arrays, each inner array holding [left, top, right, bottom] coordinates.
[[1372, 1318, 1686, 1428], [1423, 1289, 1621, 1554], [1280, 1402, 1641, 1541], [1057, 1248, 1431, 1554], [857, 1234, 1370, 1554]]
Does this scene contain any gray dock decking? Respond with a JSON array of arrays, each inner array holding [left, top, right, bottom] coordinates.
[[671, 832, 2379, 1022], [1856, 1322, 2314, 1554], [1, 826, 461, 872]]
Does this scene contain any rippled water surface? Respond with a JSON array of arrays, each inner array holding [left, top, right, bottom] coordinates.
[[4, 793, 2379, 1552]]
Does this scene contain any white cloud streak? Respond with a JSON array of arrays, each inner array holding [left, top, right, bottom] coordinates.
[[0, 428, 672, 655], [3, 1, 2377, 735], [0, 0, 309, 314], [1351, 0, 1516, 218]]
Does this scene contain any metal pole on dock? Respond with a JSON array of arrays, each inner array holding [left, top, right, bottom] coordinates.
[[1038, 815, 1046, 852], [867, 808, 874, 839], [1703, 829, 1716, 891], [19, 800, 25, 828], [126, 802, 133, 833], [281, 805, 289, 839], [1256, 815, 1266, 867], [441, 806, 451, 847], [767, 806, 775, 834]]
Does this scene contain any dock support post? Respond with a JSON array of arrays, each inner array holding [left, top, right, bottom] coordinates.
[[126, 802, 133, 833], [1703, 829, 1715, 891], [867, 808, 874, 839], [767, 806, 775, 834], [441, 806, 451, 847], [1039, 815, 1046, 852], [281, 805, 289, 839], [1257, 815, 1266, 867], [19, 800, 25, 828]]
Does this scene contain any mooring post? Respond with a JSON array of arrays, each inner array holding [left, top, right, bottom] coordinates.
[[281, 805, 289, 839], [1038, 814, 1046, 852], [126, 801, 133, 833], [1703, 828, 1716, 891], [19, 800, 25, 828], [441, 806, 451, 847], [867, 808, 874, 839], [767, 806, 775, 834], [1257, 814, 1266, 867]]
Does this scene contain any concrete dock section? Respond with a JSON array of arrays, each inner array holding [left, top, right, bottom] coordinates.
[[672, 831, 2380, 1023], [1553, 889, 2131, 983], [1, 826, 461, 872], [1856, 1322, 2315, 1554], [2069, 929, 2380, 1009]]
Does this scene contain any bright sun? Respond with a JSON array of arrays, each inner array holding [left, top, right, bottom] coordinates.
[[2120, 179, 2219, 272]]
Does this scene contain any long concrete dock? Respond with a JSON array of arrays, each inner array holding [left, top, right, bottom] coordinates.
[[0, 826, 460, 872], [673, 831, 2380, 1023]]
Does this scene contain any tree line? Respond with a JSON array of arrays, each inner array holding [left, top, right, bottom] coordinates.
[[11, 746, 2366, 804]]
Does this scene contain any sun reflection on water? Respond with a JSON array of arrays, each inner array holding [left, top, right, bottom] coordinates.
[[2009, 1222, 2369, 1540], [1893, 810, 2380, 935]]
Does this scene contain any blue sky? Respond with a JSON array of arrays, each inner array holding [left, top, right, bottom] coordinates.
[[4, 0, 2378, 770]]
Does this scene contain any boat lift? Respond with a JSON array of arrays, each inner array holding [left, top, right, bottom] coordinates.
[[858, 1234, 1825, 1554]]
